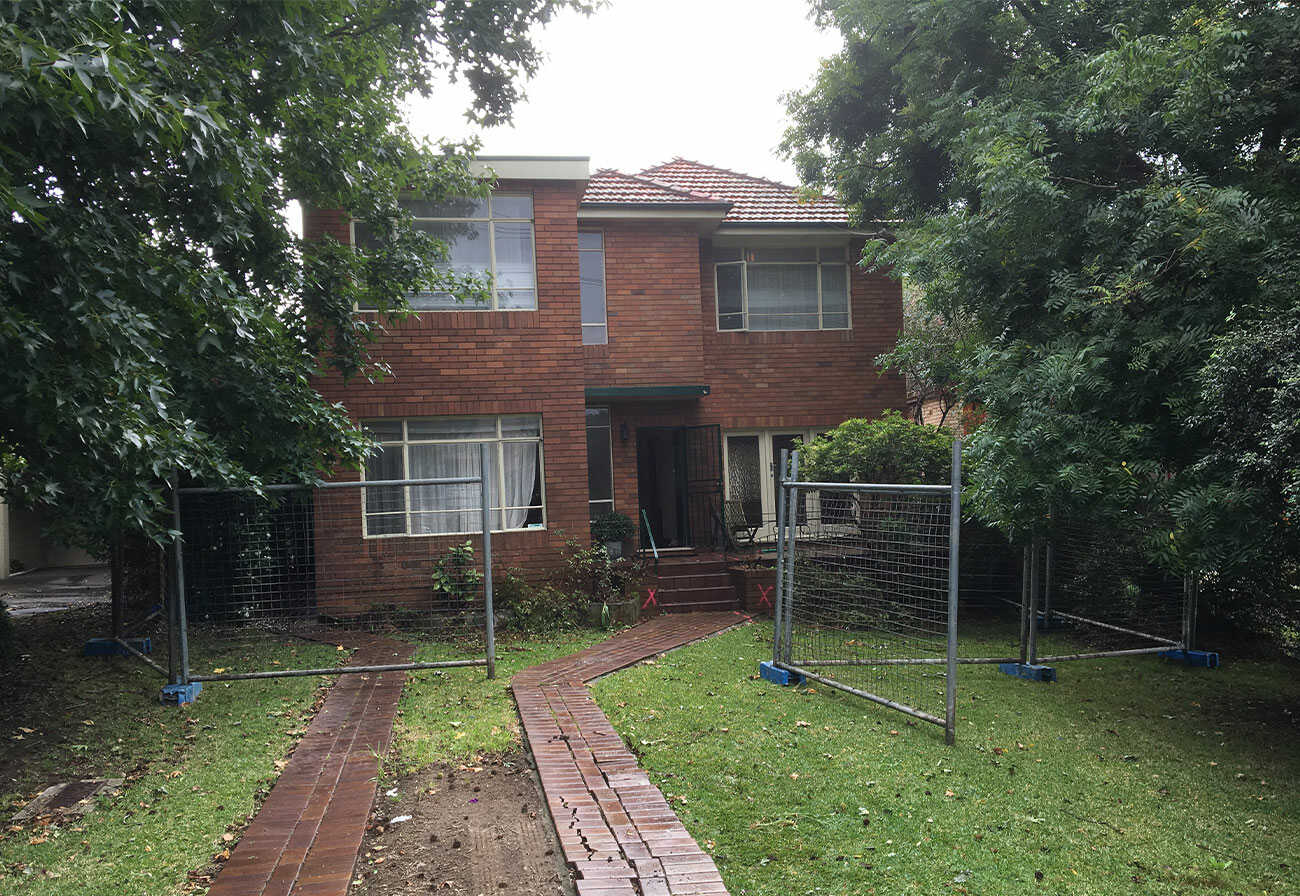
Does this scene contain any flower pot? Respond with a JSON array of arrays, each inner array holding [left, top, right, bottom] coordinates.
[[604, 540, 623, 559], [729, 563, 777, 616]]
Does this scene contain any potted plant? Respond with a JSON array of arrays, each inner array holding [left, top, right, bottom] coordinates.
[[591, 511, 636, 559]]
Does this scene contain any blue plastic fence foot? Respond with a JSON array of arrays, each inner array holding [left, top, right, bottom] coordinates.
[[160, 682, 203, 705], [759, 661, 804, 686], [1159, 649, 1220, 668], [83, 637, 152, 657], [998, 662, 1057, 682]]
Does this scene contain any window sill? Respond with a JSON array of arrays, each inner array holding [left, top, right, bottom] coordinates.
[[362, 525, 547, 540]]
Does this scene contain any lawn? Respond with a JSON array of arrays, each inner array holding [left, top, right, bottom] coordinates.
[[0, 608, 341, 896], [386, 628, 609, 772], [592, 622, 1300, 896]]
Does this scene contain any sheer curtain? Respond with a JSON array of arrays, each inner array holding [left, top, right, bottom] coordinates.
[[408, 443, 494, 534], [501, 443, 538, 529]]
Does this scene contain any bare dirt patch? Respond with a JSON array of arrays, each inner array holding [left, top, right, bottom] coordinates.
[[350, 753, 571, 896]]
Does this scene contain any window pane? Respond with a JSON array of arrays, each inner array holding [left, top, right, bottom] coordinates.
[[821, 264, 849, 313], [500, 415, 541, 438], [747, 264, 818, 330], [365, 445, 406, 533], [402, 197, 488, 218], [493, 222, 536, 290], [580, 247, 606, 326], [583, 324, 608, 345], [726, 436, 762, 525], [586, 423, 613, 503], [589, 498, 614, 519], [414, 220, 491, 309], [407, 417, 497, 440], [496, 289, 536, 309], [578, 231, 604, 250], [365, 444, 404, 480], [716, 263, 743, 327], [771, 434, 807, 524], [822, 312, 850, 329], [409, 442, 488, 534], [352, 221, 379, 251], [362, 419, 404, 442], [490, 194, 533, 219], [586, 407, 610, 426], [502, 441, 542, 529], [748, 247, 817, 263]]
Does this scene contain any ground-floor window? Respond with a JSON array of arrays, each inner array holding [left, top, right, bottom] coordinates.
[[724, 428, 827, 536], [361, 416, 544, 536], [586, 407, 614, 519]]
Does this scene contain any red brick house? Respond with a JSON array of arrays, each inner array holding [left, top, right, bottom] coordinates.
[[305, 156, 904, 611]]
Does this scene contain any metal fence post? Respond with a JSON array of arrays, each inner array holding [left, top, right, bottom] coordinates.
[[1019, 546, 1031, 666], [780, 451, 801, 665], [772, 448, 790, 666], [1027, 539, 1041, 666], [945, 438, 961, 746], [170, 472, 190, 685], [479, 442, 496, 680], [1043, 539, 1054, 623]]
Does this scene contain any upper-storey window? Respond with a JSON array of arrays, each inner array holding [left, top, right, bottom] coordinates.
[[353, 195, 537, 311], [714, 246, 850, 332], [579, 231, 608, 345]]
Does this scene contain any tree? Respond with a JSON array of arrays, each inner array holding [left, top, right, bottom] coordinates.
[[879, 282, 976, 426], [800, 410, 954, 485], [784, 0, 1300, 569], [0, 0, 584, 557]]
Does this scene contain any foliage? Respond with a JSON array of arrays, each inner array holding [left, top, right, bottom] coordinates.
[[783, 0, 1300, 564], [553, 539, 647, 608], [430, 540, 483, 603], [493, 569, 587, 633], [593, 624, 1300, 896], [0, 0, 584, 551], [590, 511, 636, 544], [879, 283, 979, 425], [800, 411, 954, 484]]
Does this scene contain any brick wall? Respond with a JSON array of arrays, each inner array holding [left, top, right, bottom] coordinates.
[[305, 180, 590, 612]]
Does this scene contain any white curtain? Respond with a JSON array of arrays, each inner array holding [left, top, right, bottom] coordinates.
[[501, 442, 538, 529], [408, 443, 493, 534]]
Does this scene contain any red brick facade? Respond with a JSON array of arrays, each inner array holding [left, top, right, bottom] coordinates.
[[305, 170, 905, 613]]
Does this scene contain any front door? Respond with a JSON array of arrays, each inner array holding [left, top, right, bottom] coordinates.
[[636, 425, 723, 549]]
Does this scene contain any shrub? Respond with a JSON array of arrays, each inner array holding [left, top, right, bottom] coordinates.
[[431, 540, 483, 603], [801, 410, 955, 484], [590, 511, 636, 544], [493, 569, 586, 633], [553, 539, 647, 608]]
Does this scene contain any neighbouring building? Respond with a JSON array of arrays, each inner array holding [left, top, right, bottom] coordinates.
[[305, 156, 905, 613]]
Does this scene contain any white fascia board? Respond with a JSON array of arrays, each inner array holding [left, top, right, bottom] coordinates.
[[471, 156, 590, 181]]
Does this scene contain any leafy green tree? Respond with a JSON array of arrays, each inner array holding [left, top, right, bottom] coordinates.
[[784, 0, 1300, 566], [880, 283, 977, 426], [0, 0, 581, 553]]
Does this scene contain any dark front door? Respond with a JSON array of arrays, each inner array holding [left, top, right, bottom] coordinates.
[[636, 425, 723, 550]]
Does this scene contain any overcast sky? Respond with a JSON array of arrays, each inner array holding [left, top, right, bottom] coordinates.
[[404, 0, 842, 185]]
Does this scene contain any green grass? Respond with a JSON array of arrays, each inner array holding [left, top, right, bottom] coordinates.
[[388, 628, 609, 772], [591, 623, 1300, 896], [0, 610, 341, 896]]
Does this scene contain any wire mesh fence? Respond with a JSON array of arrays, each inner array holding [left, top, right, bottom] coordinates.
[[773, 447, 961, 743], [154, 448, 499, 696]]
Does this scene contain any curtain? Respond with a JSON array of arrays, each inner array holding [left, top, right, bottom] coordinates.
[[408, 442, 494, 534], [502, 442, 539, 529]]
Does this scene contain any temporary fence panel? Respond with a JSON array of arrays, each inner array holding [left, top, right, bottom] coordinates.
[[157, 443, 499, 700], [773, 442, 961, 744]]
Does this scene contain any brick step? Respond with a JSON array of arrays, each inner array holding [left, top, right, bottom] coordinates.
[[651, 560, 730, 576], [653, 572, 733, 590], [653, 586, 738, 607]]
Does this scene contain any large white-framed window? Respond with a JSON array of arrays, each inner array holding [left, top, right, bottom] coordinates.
[[714, 246, 850, 332], [361, 415, 545, 537], [579, 231, 608, 345], [723, 428, 828, 539], [352, 194, 537, 311], [585, 407, 614, 519]]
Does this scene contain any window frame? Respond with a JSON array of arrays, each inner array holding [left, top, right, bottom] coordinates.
[[585, 406, 615, 520], [359, 415, 547, 538], [350, 193, 538, 312], [714, 246, 852, 333], [579, 230, 608, 345]]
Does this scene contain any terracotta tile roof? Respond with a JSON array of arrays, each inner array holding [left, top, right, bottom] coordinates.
[[582, 169, 728, 207], [638, 158, 849, 225]]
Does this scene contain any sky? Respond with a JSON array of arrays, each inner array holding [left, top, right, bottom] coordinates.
[[404, 0, 843, 185]]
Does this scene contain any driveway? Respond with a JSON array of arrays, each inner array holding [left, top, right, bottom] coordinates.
[[1, 566, 110, 617]]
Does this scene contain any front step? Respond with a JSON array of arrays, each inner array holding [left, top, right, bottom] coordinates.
[[646, 554, 739, 612]]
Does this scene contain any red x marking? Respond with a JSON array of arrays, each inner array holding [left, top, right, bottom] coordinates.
[[642, 588, 658, 610]]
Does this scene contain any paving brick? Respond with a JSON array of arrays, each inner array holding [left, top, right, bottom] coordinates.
[[513, 613, 740, 896]]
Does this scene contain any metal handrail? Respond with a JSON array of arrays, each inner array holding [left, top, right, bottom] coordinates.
[[640, 508, 659, 574]]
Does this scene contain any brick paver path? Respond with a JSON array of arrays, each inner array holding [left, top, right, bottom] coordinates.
[[206, 636, 415, 896], [514, 612, 748, 896]]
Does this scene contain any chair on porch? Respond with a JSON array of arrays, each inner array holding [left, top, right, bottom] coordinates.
[[722, 498, 761, 549]]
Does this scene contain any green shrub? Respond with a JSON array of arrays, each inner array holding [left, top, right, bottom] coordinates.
[[431, 540, 483, 603], [590, 511, 636, 544], [801, 410, 955, 484], [554, 540, 647, 608], [493, 569, 586, 633]]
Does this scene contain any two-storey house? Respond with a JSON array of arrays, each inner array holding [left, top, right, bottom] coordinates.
[[305, 156, 904, 612]]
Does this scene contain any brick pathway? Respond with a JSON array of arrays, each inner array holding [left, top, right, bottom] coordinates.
[[514, 612, 748, 896], [206, 636, 415, 896]]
